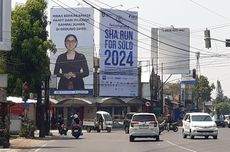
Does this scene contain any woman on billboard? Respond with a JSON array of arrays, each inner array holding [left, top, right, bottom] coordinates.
[[54, 34, 89, 90]]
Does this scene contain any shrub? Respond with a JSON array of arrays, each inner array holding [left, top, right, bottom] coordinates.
[[19, 119, 37, 138]]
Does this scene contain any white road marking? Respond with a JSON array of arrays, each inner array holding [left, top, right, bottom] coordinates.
[[167, 140, 197, 152], [29, 140, 54, 152]]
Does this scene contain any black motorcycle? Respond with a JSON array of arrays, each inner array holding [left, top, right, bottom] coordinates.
[[70, 114, 83, 139], [168, 122, 178, 132], [72, 123, 82, 139], [57, 122, 68, 135], [159, 120, 178, 133]]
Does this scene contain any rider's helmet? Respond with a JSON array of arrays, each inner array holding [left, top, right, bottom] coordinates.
[[73, 114, 78, 118]]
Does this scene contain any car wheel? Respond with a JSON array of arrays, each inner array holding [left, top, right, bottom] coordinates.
[[107, 127, 111, 133], [182, 130, 187, 138], [156, 135, 160, 141], [125, 126, 129, 134], [86, 127, 91, 133], [228, 124, 230, 128], [129, 136, 135, 142], [191, 135, 194, 139], [213, 135, 217, 139], [183, 132, 187, 138], [173, 126, 178, 132], [205, 136, 209, 139]]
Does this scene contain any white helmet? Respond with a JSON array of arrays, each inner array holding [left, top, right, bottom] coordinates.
[[73, 114, 78, 118]]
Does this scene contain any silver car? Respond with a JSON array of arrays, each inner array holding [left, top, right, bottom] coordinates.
[[129, 113, 160, 142]]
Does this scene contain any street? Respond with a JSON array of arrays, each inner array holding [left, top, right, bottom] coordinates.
[[4, 127, 230, 152]]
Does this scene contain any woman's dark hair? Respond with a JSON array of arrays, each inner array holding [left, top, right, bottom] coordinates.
[[64, 34, 78, 48]]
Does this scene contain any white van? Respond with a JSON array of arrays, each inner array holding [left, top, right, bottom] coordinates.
[[129, 113, 159, 142], [182, 112, 218, 139], [83, 111, 113, 133]]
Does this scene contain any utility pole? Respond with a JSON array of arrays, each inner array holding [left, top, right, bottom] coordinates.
[[44, 76, 50, 135], [196, 52, 200, 78], [204, 28, 230, 48], [196, 52, 201, 111], [161, 63, 164, 117]]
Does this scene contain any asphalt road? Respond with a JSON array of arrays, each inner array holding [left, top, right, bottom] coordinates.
[[2, 127, 230, 152]]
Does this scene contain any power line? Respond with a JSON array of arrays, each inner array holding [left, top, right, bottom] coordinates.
[[188, 0, 230, 21]]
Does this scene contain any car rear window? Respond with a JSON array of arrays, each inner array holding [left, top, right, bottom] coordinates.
[[132, 115, 155, 122], [191, 115, 212, 121]]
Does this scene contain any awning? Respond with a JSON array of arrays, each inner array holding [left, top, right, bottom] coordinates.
[[56, 97, 94, 106], [7, 96, 37, 103], [121, 97, 145, 105]]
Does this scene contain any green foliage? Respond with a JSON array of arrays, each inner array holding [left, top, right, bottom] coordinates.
[[0, 53, 7, 73], [216, 80, 224, 103], [164, 82, 180, 97], [192, 75, 214, 102], [19, 119, 37, 138], [7, 0, 56, 96], [216, 102, 230, 115]]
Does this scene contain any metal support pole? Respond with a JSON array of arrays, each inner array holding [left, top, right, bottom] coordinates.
[[161, 63, 164, 116]]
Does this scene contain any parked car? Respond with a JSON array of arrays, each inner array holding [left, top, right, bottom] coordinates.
[[224, 115, 230, 128], [182, 112, 218, 139], [123, 112, 135, 134], [129, 113, 160, 142], [212, 114, 226, 127]]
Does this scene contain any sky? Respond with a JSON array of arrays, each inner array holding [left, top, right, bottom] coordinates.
[[11, 0, 230, 98]]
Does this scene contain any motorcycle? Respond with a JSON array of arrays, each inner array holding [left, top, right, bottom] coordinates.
[[57, 122, 68, 135], [159, 120, 178, 133], [71, 114, 83, 139], [168, 122, 178, 132], [72, 123, 83, 139]]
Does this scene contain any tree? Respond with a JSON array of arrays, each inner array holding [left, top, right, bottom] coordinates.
[[216, 102, 230, 115], [164, 82, 180, 101], [8, 0, 56, 137], [215, 80, 224, 103], [0, 53, 7, 73], [192, 75, 215, 110]]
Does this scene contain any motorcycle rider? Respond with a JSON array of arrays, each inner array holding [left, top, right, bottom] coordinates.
[[57, 115, 64, 132], [98, 115, 103, 130], [57, 115, 68, 135], [71, 113, 82, 135], [166, 114, 172, 132]]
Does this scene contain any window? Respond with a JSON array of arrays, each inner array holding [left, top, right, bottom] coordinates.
[[132, 115, 155, 122], [191, 115, 212, 121]]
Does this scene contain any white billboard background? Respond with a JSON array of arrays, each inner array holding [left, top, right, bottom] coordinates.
[[50, 8, 94, 95], [158, 28, 190, 74], [99, 9, 138, 97]]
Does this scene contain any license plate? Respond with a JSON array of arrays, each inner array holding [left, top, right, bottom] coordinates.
[[139, 125, 149, 129]]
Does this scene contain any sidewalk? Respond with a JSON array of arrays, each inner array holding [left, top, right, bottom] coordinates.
[[1, 130, 59, 152]]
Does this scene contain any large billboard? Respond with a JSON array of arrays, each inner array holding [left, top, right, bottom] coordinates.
[[50, 8, 94, 95], [158, 28, 190, 74], [99, 9, 138, 97], [0, 0, 11, 51]]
